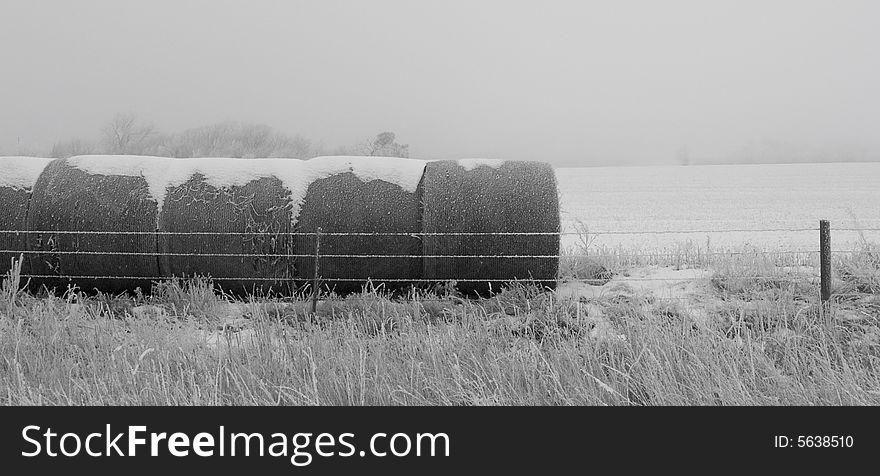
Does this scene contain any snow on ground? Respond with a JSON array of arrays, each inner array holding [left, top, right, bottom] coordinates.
[[556, 266, 711, 301], [0, 157, 53, 190], [555, 162, 880, 252], [555, 265, 718, 337]]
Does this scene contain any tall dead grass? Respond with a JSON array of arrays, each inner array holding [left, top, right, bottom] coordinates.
[[0, 240, 878, 405]]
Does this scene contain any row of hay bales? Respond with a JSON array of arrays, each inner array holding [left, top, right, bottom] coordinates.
[[1, 155, 559, 295]]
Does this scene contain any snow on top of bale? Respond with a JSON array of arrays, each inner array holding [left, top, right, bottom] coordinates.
[[67, 155, 177, 212], [456, 158, 505, 171], [305, 156, 426, 194], [67, 155, 427, 222], [0, 157, 53, 190], [67, 155, 289, 213]]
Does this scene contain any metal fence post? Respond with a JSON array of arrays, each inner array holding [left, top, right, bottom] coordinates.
[[819, 220, 831, 304], [310, 227, 322, 315]]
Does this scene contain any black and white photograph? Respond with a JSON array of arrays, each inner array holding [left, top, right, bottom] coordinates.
[[0, 0, 877, 471]]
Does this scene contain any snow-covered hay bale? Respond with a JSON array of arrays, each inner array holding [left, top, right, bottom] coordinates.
[[294, 157, 426, 293], [422, 159, 560, 295], [0, 157, 52, 275], [157, 161, 295, 296], [26, 156, 163, 293]]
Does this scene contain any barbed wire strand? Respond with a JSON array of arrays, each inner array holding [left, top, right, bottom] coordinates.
[[241, 296, 713, 304], [262, 294, 873, 303], [5, 230, 563, 236], [0, 249, 832, 258], [2, 227, 879, 238], [0, 227, 836, 236], [30, 296, 867, 310], [15, 275, 838, 282]]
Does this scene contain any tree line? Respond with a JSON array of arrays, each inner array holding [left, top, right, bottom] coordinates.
[[49, 113, 409, 159]]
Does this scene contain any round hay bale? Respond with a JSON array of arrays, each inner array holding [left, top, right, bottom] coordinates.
[[422, 159, 560, 295], [293, 156, 425, 293], [158, 163, 295, 296], [0, 157, 52, 276], [26, 156, 162, 293]]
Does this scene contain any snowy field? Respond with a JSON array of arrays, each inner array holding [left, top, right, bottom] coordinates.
[[555, 162, 880, 252]]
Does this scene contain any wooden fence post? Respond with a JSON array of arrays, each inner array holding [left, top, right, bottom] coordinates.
[[311, 227, 322, 315], [819, 220, 831, 304]]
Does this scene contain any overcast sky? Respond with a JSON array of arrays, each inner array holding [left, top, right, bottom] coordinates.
[[1, 0, 878, 166]]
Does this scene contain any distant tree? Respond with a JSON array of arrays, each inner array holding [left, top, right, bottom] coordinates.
[[47, 114, 321, 159], [174, 122, 237, 157], [153, 122, 314, 159], [51, 138, 98, 158], [368, 131, 409, 157], [307, 141, 328, 158], [677, 146, 691, 166], [234, 123, 274, 158], [268, 132, 314, 159], [342, 131, 409, 158], [328, 145, 353, 156], [101, 113, 156, 155]]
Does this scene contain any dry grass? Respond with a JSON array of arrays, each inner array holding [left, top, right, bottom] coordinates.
[[1, 240, 879, 406]]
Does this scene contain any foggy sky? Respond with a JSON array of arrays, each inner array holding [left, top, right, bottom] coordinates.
[[1, 0, 878, 166]]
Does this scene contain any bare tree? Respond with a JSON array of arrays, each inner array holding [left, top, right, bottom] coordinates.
[[344, 131, 409, 157], [51, 138, 98, 158], [101, 113, 156, 155], [57, 115, 320, 159], [267, 132, 314, 159], [152, 121, 314, 159]]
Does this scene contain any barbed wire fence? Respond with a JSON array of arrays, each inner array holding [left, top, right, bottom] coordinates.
[[1, 220, 878, 306]]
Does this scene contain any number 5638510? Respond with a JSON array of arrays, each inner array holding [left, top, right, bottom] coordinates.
[[774, 435, 854, 448]]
